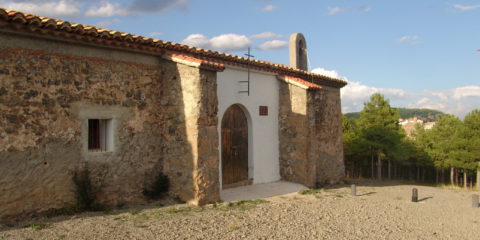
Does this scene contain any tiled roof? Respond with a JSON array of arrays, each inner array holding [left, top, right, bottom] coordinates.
[[277, 75, 323, 90], [0, 8, 347, 89], [164, 53, 225, 72]]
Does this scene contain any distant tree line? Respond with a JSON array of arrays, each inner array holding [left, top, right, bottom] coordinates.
[[345, 107, 444, 122], [343, 93, 480, 188]]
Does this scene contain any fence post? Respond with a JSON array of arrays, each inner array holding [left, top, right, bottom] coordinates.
[[412, 188, 418, 202], [473, 194, 479, 208]]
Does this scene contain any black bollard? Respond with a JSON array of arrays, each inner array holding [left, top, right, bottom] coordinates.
[[351, 184, 356, 196], [473, 194, 479, 208], [412, 188, 418, 202]]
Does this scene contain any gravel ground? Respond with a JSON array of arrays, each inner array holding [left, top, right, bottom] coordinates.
[[1, 181, 480, 240]]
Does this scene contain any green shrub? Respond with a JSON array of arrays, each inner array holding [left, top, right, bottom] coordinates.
[[143, 172, 170, 200], [27, 223, 49, 231]]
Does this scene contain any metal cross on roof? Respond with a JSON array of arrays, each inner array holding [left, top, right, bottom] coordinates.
[[245, 47, 255, 59], [238, 47, 254, 96]]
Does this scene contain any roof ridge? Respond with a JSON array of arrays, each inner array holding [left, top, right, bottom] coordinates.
[[0, 7, 347, 88]]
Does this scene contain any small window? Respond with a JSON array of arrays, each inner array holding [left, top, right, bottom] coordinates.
[[88, 119, 112, 152]]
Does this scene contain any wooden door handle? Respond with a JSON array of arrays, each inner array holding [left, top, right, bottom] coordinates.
[[232, 146, 238, 156]]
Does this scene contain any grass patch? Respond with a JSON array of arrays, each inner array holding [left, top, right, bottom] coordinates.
[[299, 189, 319, 195], [128, 209, 142, 215], [334, 194, 344, 198], [113, 216, 126, 221], [133, 213, 150, 228], [395, 196, 403, 200], [165, 206, 204, 215], [217, 199, 268, 211], [27, 223, 50, 231], [135, 213, 150, 221]]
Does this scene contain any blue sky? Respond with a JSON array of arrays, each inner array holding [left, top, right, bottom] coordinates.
[[2, 0, 479, 117]]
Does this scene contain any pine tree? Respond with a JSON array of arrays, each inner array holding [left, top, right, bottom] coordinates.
[[463, 109, 480, 189], [343, 115, 369, 178], [429, 115, 463, 186], [358, 93, 400, 181]]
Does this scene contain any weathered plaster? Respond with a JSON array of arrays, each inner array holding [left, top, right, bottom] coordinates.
[[217, 67, 280, 187]]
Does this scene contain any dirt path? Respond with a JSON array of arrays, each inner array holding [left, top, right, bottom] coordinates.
[[2, 181, 480, 239]]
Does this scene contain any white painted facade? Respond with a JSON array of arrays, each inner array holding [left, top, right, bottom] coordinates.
[[217, 66, 280, 188]]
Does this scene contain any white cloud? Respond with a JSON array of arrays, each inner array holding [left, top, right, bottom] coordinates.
[[95, 18, 122, 28], [341, 80, 407, 113], [85, 1, 128, 17], [328, 6, 345, 15], [452, 86, 480, 99], [250, 32, 282, 39], [182, 33, 251, 52], [263, 5, 277, 11], [0, 0, 191, 18], [398, 35, 420, 45], [408, 97, 446, 110], [331, 69, 480, 118], [181, 34, 211, 48], [453, 4, 480, 11], [257, 40, 288, 51], [312, 68, 344, 79], [0, 0, 82, 17], [210, 34, 251, 52]]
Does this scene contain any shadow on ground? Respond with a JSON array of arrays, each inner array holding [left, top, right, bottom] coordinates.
[[0, 198, 182, 232]]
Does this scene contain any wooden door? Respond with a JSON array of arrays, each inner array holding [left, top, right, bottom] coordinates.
[[221, 105, 248, 186]]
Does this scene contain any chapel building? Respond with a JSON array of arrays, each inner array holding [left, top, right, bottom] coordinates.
[[0, 8, 347, 220]]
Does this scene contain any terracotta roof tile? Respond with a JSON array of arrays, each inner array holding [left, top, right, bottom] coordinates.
[[0, 8, 347, 89], [165, 53, 225, 71], [278, 75, 323, 90]]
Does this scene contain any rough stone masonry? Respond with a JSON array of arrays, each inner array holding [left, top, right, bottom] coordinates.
[[0, 32, 220, 221], [0, 8, 346, 222]]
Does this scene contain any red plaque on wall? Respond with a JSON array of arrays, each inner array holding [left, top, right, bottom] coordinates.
[[259, 106, 268, 116]]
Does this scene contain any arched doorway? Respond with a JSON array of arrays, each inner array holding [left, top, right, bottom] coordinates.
[[221, 104, 249, 188]]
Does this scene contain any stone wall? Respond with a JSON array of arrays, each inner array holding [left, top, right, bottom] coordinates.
[[308, 86, 344, 184], [279, 83, 316, 187], [279, 82, 344, 187], [0, 32, 220, 221], [176, 65, 220, 205]]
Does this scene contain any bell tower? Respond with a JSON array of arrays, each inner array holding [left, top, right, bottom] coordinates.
[[289, 33, 308, 71]]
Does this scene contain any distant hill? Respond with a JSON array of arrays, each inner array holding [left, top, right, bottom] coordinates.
[[345, 108, 445, 122], [344, 112, 360, 119]]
